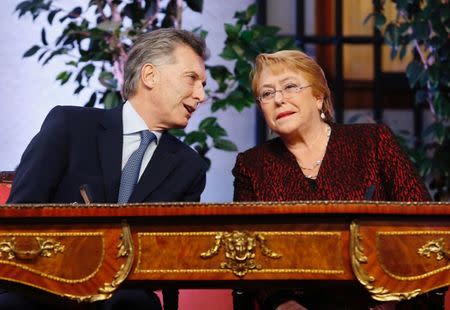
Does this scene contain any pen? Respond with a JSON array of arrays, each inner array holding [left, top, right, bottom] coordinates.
[[79, 184, 93, 204]]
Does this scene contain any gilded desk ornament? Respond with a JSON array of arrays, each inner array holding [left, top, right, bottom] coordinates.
[[66, 221, 134, 303], [349, 221, 421, 301], [200, 231, 281, 277], [418, 238, 450, 261], [0, 237, 64, 260]]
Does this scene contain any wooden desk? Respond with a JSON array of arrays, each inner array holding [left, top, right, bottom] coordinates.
[[0, 202, 449, 308]]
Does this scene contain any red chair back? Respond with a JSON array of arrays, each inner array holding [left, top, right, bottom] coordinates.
[[0, 171, 14, 203]]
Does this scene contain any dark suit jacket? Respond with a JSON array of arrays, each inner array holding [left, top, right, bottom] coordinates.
[[233, 123, 430, 202], [8, 105, 207, 204]]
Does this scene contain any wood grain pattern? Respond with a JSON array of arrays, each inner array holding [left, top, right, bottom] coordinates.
[[0, 201, 448, 303]]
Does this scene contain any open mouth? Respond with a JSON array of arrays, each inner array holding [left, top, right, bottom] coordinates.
[[183, 103, 195, 114], [276, 111, 295, 120]]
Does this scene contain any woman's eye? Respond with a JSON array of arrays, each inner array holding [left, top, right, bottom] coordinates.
[[261, 90, 273, 97], [285, 84, 298, 90]]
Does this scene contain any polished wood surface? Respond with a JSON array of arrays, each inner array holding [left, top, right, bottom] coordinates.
[[1, 201, 448, 217], [0, 202, 449, 306]]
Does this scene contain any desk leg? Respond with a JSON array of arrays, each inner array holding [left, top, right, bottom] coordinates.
[[232, 289, 254, 310], [162, 289, 179, 310]]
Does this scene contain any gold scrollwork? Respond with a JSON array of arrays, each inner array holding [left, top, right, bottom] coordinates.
[[200, 231, 281, 277], [66, 221, 134, 303], [418, 238, 450, 261], [0, 237, 64, 260], [349, 221, 421, 301]]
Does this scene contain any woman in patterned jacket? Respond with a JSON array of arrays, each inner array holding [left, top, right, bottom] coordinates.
[[232, 50, 430, 309], [233, 50, 429, 203]]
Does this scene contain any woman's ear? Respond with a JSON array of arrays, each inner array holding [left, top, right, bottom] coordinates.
[[315, 96, 324, 110], [141, 63, 158, 89]]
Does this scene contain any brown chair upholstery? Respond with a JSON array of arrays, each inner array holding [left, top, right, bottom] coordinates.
[[0, 171, 14, 204]]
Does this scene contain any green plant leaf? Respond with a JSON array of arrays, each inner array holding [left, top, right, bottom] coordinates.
[[209, 65, 231, 83], [103, 91, 120, 109], [85, 92, 97, 107], [412, 21, 429, 40], [73, 85, 84, 95], [220, 45, 238, 60], [56, 71, 72, 85], [83, 64, 95, 79], [418, 158, 432, 177], [37, 50, 48, 61], [211, 98, 229, 112], [399, 45, 407, 60], [66, 60, 78, 67], [384, 23, 399, 46], [241, 29, 254, 43], [41, 28, 48, 45], [206, 126, 227, 139], [42, 48, 67, 65], [246, 3, 257, 18], [184, 131, 207, 145], [47, 9, 61, 24], [390, 46, 398, 60], [214, 139, 237, 152], [99, 71, 117, 89], [405, 61, 424, 88], [276, 37, 296, 50], [433, 92, 449, 119], [168, 128, 186, 137], [68, 7, 82, 19], [23, 45, 40, 57], [192, 26, 208, 39], [366, 0, 450, 199], [199, 117, 217, 130], [224, 23, 242, 40], [374, 12, 386, 29], [194, 144, 209, 155]]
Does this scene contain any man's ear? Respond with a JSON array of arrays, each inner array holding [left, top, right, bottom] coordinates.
[[140, 63, 158, 89]]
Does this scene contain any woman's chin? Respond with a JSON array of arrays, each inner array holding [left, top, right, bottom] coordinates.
[[272, 122, 299, 136]]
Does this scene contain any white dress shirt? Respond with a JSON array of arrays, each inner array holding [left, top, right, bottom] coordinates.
[[121, 101, 162, 180]]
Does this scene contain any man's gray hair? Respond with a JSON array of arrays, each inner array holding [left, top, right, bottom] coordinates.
[[123, 28, 208, 100]]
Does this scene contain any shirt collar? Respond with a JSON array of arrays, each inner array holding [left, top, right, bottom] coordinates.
[[122, 101, 162, 143]]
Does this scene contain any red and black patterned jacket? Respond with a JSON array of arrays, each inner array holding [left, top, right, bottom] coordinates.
[[233, 123, 430, 202]]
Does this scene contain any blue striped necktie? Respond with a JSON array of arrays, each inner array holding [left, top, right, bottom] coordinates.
[[118, 130, 156, 203]]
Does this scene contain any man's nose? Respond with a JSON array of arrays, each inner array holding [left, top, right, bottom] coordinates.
[[193, 83, 206, 102]]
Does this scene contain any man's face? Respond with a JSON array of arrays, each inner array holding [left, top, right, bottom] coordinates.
[[151, 44, 206, 130]]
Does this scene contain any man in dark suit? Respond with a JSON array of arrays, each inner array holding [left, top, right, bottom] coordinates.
[[2, 28, 209, 310]]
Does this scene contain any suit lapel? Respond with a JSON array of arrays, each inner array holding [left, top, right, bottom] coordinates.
[[97, 105, 123, 203], [129, 133, 180, 202]]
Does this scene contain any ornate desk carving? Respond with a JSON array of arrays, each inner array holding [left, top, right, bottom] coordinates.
[[0, 201, 448, 306]]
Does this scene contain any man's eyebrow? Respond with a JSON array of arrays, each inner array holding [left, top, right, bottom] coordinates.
[[187, 71, 207, 86]]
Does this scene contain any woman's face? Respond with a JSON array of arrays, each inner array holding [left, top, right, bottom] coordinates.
[[256, 68, 323, 138]]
